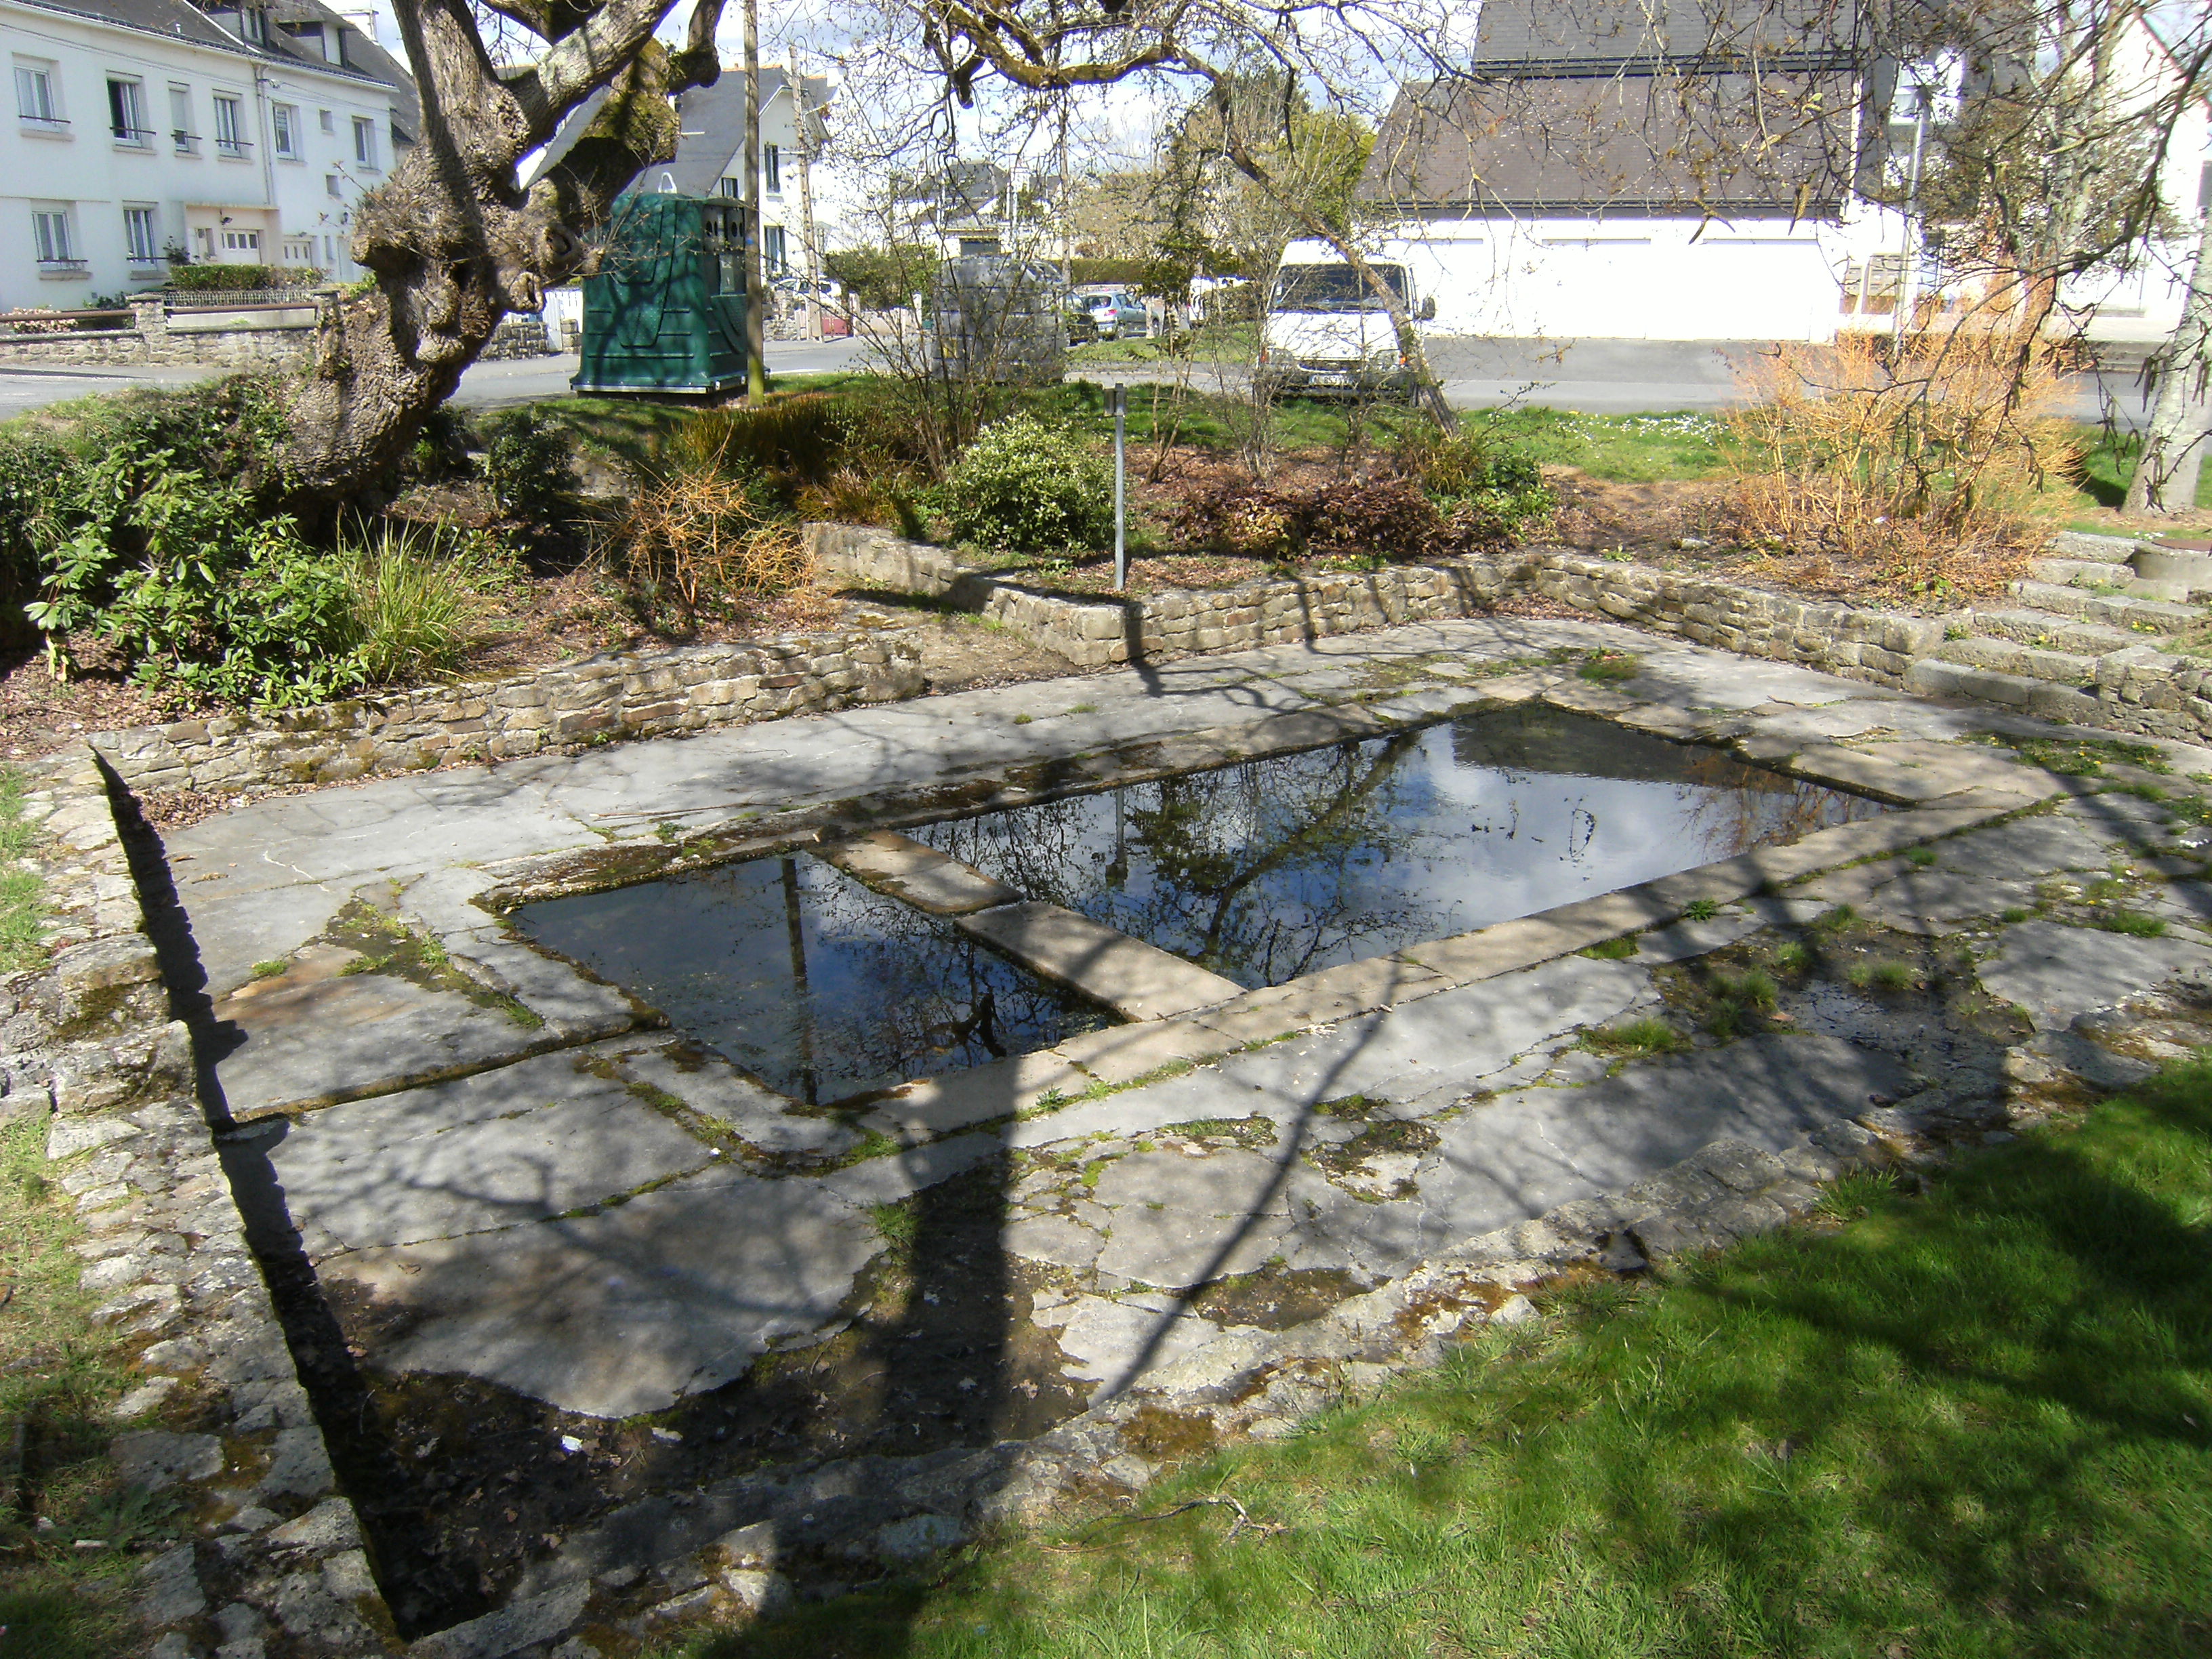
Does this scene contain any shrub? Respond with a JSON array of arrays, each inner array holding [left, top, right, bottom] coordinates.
[[0, 433, 81, 613], [674, 396, 848, 491], [344, 523, 504, 685], [1725, 312, 2074, 596], [1399, 420, 1555, 546], [1307, 477, 1443, 559], [606, 466, 812, 621], [478, 407, 577, 525], [945, 415, 1113, 553], [1169, 478, 1303, 558], [166, 264, 316, 293]]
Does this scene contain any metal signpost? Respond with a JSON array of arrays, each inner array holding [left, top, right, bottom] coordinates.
[[1111, 384, 1128, 591]]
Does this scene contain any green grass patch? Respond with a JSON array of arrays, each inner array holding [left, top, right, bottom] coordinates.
[[1578, 649, 1641, 684], [712, 1058, 2212, 1659], [2099, 909, 2169, 938], [0, 1117, 163, 1656], [1681, 897, 1721, 922], [1904, 844, 1938, 867], [1985, 731, 2171, 778], [0, 769, 46, 972], [2067, 420, 2212, 516], [1580, 936, 1639, 960], [1583, 1017, 1687, 1056], [1473, 406, 1731, 482]]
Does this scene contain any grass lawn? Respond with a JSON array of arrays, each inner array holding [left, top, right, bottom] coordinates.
[[699, 1057, 2212, 1659], [2065, 424, 2212, 526]]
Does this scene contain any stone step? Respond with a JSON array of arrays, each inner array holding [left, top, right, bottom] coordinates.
[[1931, 635, 2097, 686], [1901, 657, 2106, 722], [2030, 556, 2136, 588], [1960, 607, 2144, 656], [2009, 579, 2200, 635]]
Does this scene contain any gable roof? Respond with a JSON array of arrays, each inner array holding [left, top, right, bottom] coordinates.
[[1360, 70, 1858, 214], [529, 66, 827, 193], [1469, 0, 1864, 70]]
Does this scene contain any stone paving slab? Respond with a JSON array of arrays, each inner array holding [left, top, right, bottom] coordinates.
[[1976, 919, 2212, 1031], [325, 1171, 883, 1418], [956, 901, 1242, 1021], [268, 1052, 716, 1258], [817, 832, 1020, 915], [211, 962, 575, 1122]]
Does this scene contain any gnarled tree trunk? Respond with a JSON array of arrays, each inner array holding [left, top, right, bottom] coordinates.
[[2123, 201, 2212, 517], [281, 0, 724, 502]]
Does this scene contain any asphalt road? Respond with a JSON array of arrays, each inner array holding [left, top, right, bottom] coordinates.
[[0, 333, 2147, 424]]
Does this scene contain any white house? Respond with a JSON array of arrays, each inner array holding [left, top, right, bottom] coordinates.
[[529, 64, 830, 277], [1, 0, 415, 310], [1356, 0, 2209, 344]]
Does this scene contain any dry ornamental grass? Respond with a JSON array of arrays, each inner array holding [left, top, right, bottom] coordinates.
[[1725, 312, 2076, 598]]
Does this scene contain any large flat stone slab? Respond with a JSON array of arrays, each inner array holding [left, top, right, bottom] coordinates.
[[956, 901, 1241, 1021], [816, 832, 1020, 914], [266, 1048, 718, 1256], [1977, 920, 2212, 1031], [327, 1170, 881, 1418], [212, 959, 577, 1121]]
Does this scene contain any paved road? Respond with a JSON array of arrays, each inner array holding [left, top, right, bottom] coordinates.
[[0, 333, 2144, 422], [0, 336, 872, 419]]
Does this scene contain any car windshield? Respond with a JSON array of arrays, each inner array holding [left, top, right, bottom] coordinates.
[[1270, 264, 1407, 313]]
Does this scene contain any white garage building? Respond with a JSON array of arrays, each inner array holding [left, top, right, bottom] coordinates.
[[1356, 0, 2205, 344]]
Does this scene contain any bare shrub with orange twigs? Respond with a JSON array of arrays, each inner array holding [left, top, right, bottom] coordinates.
[[602, 462, 814, 626], [1723, 314, 2078, 601]]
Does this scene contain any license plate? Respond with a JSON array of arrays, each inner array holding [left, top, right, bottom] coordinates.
[[1309, 373, 1354, 388]]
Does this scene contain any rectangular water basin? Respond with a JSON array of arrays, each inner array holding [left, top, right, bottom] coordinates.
[[912, 705, 1886, 989], [514, 855, 1115, 1104]]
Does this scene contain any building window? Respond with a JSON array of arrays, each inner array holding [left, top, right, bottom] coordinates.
[[222, 228, 260, 256], [764, 224, 787, 272], [763, 144, 781, 195], [272, 103, 299, 159], [352, 116, 376, 168], [213, 94, 247, 157], [717, 176, 742, 199], [2200, 161, 2211, 220], [30, 207, 77, 265], [323, 234, 336, 264], [168, 85, 197, 153], [325, 173, 341, 197], [14, 62, 63, 129], [123, 205, 160, 262], [108, 79, 152, 145], [239, 5, 268, 44], [281, 235, 314, 264], [319, 108, 334, 134]]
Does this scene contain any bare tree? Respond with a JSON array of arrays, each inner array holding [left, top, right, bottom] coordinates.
[[282, 0, 728, 501], [2125, 202, 2212, 515]]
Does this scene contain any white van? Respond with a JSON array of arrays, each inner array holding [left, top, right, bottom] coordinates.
[[1256, 239, 1436, 400]]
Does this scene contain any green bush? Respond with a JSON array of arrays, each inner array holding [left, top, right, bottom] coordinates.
[[945, 415, 1113, 553], [478, 407, 577, 524], [166, 264, 316, 293], [1399, 420, 1553, 545]]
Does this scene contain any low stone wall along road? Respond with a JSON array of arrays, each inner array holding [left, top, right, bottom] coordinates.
[[43, 612, 2212, 1657]]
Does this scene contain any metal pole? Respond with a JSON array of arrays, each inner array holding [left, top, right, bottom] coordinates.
[[743, 0, 766, 402], [1112, 384, 1126, 591]]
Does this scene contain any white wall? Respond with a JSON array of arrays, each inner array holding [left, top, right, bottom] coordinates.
[[1373, 218, 1864, 343], [0, 0, 405, 309]]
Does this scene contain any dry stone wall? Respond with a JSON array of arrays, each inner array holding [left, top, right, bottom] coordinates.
[[11, 754, 396, 1656], [0, 298, 312, 369], [75, 527, 2212, 804], [91, 630, 925, 798]]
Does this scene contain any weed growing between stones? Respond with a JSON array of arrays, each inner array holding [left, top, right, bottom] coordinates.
[[2100, 910, 2169, 939], [1584, 1017, 1687, 1057], [724, 1059, 2212, 1659], [1580, 936, 1639, 960], [1577, 649, 1640, 684], [1980, 731, 2171, 778]]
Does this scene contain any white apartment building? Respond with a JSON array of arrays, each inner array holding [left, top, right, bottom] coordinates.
[[1, 0, 415, 310]]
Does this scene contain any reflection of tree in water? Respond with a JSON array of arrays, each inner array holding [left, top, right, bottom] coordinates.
[[1671, 749, 1882, 861], [775, 861, 1106, 1102], [926, 733, 1458, 987]]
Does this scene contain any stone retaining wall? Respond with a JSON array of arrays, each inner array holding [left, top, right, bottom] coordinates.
[[0, 297, 311, 368], [12, 754, 396, 1655], [91, 629, 925, 797], [805, 523, 1528, 668], [1523, 552, 2212, 747]]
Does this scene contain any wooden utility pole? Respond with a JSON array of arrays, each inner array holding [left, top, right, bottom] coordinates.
[[794, 49, 823, 342], [743, 0, 767, 401]]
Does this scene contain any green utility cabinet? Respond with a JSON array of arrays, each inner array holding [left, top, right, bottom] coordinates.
[[574, 192, 749, 394]]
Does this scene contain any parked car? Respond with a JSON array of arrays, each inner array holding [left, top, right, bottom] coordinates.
[[771, 276, 844, 308], [1063, 298, 1101, 346], [1073, 286, 1149, 340], [1255, 240, 1435, 401]]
